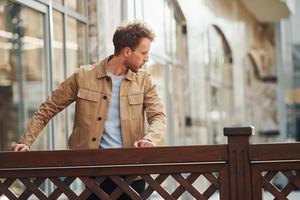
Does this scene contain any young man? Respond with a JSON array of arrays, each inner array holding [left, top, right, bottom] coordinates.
[[12, 21, 166, 199]]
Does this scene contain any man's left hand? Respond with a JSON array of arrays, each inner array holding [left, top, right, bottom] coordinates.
[[134, 139, 155, 147]]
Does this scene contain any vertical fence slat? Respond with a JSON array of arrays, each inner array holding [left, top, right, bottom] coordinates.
[[219, 165, 230, 200], [251, 166, 263, 200]]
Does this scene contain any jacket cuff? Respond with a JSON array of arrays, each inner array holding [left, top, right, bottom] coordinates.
[[18, 139, 32, 149]]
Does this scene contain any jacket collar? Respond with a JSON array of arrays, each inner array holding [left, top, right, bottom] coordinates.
[[97, 55, 135, 81]]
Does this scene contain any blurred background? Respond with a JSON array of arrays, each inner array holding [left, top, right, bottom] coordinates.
[[0, 0, 299, 151]]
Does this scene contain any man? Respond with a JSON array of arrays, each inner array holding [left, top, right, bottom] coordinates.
[[12, 21, 166, 199]]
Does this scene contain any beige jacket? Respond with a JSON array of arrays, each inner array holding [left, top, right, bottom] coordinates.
[[19, 56, 166, 149]]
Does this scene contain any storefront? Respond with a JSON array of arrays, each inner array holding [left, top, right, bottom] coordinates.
[[0, 0, 88, 151]]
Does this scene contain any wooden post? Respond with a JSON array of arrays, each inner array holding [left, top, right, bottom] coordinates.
[[224, 127, 254, 200]]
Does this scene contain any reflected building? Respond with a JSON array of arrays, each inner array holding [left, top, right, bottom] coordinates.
[[0, 0, 88, 151], [280, 0, 300, 142]]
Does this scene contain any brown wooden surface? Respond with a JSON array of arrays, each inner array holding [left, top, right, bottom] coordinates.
[[48, 177, 76, 199], [223, 126, 254, 136], [226, 131, 253, 200], [251, 162, 300, 171], [281, 171, 300, 196], [250, 143, 300, 161], [251, 166, 263, 200], [1, 126, 300, 199], [171, 173, 200, 199], [0, 145, 229, 199], [219, 165, 230, 200], [0, 145, 227, 168], [0, 163, 226, 178]]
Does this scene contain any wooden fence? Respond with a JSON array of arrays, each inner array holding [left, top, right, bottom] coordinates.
[[0, 127, 300, 199]]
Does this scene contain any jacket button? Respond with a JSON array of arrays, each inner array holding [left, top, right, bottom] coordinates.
[[92, 137, 96, 141], [98, 117, 102, 121], [103, 95, 107, 100]]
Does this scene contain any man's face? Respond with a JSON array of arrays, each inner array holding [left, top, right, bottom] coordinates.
[[124, 38, 151, 73]]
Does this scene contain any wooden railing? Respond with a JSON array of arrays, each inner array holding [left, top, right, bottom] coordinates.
[[0, 127, 300, 199]]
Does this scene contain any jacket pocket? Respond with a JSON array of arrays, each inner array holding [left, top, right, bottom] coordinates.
[[128, 93, 143, 105], [128, 93, 143, 119], [76, 88, 100, 115], [77, 88, 100, 102]]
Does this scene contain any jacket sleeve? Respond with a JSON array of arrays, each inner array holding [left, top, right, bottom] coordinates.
[[18, 72, 79, 147], [143, 73, 167, 145]]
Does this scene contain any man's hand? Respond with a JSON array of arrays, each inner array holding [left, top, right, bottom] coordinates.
[[134, 139, 155, 147], [11, 142, 30, 152]]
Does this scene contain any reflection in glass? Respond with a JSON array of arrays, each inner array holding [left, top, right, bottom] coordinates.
[[53, 11, 64, 86], [66, 17, 86, 75], [52, 10, 67, 149], [0, 1, 47, 151], [206, 27, 234, 144], [134, 0, 144, 19], [66, 0, 85, 15], [143, 0, 165, 54], [66, 16, 87, 136], [145, 60, 166, 146], [127, 0, 135, 20], [145, 61, 166, 106], [164, 1, 172, 54], [53, 0, 64, 5]]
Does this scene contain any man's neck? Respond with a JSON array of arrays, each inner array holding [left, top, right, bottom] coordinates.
[[107, 55, 128, 76]]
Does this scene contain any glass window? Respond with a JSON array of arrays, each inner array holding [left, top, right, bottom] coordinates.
[[170, 16, 176, 56], [143, 0, 165, 54], [97, 0, 121, 58], [164, 1, 172, 54], [52, 10, 67, 149], [145, 60, 166, 106], [134, 0, 144, 19], [0, 1, 47, 150], [145, 59, 166, 145], [66, 16, 87, 136], [172, 65, 186, 145], [208, 29, 223, 83], [53, 0, 64, 5], [53, 11, 64, 86], [206, 27, 234, 144], [66, 17, 86, 75], [66, 0, 85, 15]]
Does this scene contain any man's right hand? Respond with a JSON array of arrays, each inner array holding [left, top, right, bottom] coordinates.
[[11, 142, 30, 152]]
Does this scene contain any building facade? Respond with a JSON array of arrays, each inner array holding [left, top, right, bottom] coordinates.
[[177, 0, 292, 144]]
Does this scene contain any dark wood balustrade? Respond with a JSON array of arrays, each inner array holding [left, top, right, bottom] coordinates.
[[0, 127, 300, 199]]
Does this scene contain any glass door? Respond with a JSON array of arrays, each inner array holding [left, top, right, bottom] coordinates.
[[0, 0, 47, 151]]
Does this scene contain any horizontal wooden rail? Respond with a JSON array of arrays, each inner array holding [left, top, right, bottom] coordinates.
[[250, 143, 300, 161], [251, 162, 300, 170], [0, 145, 227, 168], [0, 163, 227, 177]]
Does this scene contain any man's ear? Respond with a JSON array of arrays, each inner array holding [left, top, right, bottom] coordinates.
[[123, 47, 132, 57]]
